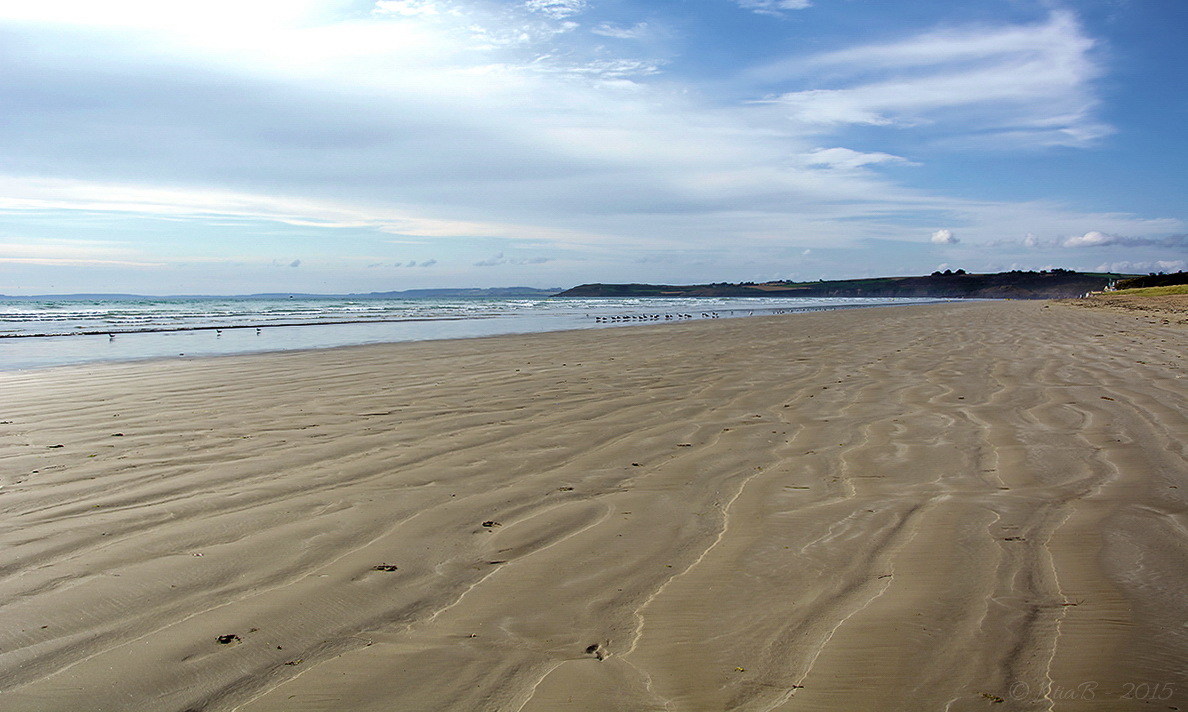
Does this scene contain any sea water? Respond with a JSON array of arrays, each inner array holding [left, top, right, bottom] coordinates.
[[0, 295, 944, 370]]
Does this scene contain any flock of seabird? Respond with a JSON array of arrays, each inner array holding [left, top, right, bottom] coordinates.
[[104, 309, 802, 341], [594, 312, 718, 323], [108, 326, 263, 340]]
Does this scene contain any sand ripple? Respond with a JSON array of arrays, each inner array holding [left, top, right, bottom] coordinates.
[[1, 300, 1186, 711]]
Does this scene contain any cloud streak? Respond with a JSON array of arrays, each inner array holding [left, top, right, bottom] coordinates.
[[1063, 232, 1188, 249], [732, 0, 812, 16], [760, 12, 1108, 147]]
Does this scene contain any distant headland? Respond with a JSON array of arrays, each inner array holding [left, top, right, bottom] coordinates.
[[8, 270, 1186, 301], [554, 269, 1144, 300]]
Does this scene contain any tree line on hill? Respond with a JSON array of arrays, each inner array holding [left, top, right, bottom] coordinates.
[[1112, 271, 1188, 290], [555, 269, 1130, 299]]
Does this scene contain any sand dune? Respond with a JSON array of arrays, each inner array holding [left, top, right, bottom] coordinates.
[[1, 300, 1186, 711]]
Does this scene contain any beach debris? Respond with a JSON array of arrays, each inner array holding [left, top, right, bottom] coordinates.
[[482, 520, 501, 528], [980, 692, 1005, 703], [557, 486, 574, 491], [371, 564, 399, 571], [1003, 536, 1026, 542], [1101, 396, 1115, 401], [111, 433, 124, 437], [47, 444, 64, 449], [632, 462, 641, 467], [735, 667, 745, 672], [216, 634, 241, 645], [285, 659, 303, 666], [585, 643, 606, 661]]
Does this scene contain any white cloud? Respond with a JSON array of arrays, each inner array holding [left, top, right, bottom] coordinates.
[[591, 22, 649, 39], [1063, 230, 1115, 247], [0, 176, 618, 246], [804, 147, 913, 169], [373, 0, 440, 17], [523, 0, 586, 20], [1060, 231, 1188, 249], [763, 12, 1108, 147], [733, 0, 812, 16], [1024, 232, 1039, 248], [931, 229, 958, 245], [0, 238, 162, 267], [0, 0, 325, 32], [474, 252, 552, 266], [0, 256, 163, 267], [546, 58, 664, 78]]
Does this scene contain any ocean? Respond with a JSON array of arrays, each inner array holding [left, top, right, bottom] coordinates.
[[0, 295, 944, 370]]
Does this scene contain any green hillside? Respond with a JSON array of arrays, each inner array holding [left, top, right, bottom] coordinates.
[[555, 269, 1129, 300]]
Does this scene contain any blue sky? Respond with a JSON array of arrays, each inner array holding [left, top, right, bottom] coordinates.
[[0, 0, 1184, 294]]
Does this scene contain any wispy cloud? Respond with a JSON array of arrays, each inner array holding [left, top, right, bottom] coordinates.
[[803, 147, 914, 169], [523, 0, 587, 20], [0, 238, 163, 267], [591, 22, 649, 39], [474, 253, 554, 267], [1063, 232, 1188, 248], [0, 257, 164, 267], [758, 12, 1108, 147], [732, 0, 811, 17], [373, 0, 440, 17]]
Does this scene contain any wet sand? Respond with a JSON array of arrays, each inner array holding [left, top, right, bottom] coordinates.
[[1, 300, 1186, 711]]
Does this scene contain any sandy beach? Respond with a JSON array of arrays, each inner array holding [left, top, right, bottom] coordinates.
[[1, 299, 1186, 711]]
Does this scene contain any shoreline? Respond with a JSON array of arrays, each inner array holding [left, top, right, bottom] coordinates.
[[2, 300, 1186, 711], [0, 297, 951, 372]]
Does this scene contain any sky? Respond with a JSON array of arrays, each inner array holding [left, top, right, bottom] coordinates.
[[0, 0, 1185, 295]]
